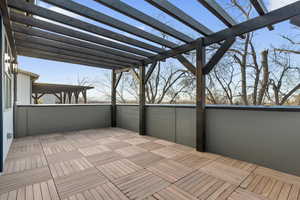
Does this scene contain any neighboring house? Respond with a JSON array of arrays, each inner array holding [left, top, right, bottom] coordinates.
[[16, 69, 39, 104]]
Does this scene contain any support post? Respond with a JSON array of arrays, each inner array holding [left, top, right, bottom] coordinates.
[[196, 39, 206, 152], [139, 64, 146, 135], [111, 69, 117, 127]]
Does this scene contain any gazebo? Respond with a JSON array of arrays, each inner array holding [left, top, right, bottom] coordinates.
[[32, 82, 94, 104]]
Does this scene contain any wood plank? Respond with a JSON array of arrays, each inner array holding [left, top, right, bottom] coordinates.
[[12, 23, 145, 62], [16, 39, 131, 68], [197, 0, 237, 27], [94, 0, 194, 43], [146, 0, 213, 35], [250, 0, 274, 30], [9, 0, 164, 54], [10, 11, 154, 58], [17, 48, 121, 70], [97, 159, 142, 181], [41, 0, 178, 49], [14, 32, 140, 66]]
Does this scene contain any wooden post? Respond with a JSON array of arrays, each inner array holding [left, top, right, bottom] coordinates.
[[196, 39, 206, 152], [111, 69, 117, 127], [139, 65, 146, 135]]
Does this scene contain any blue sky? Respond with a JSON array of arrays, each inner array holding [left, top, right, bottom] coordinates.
[[17, 0, 299, 99]]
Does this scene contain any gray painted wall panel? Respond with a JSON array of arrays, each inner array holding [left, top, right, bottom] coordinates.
[[146, 107, 176, 141], [175, 108, 196, 147], [16, 105, 111, 137], [116, 106, 139, 132], [206, 109, 300, 176]]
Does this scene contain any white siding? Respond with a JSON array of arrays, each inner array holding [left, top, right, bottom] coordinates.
[[40, 94, 57, 104], [2, 23, 14, 165], [17, 73, 31, 105]]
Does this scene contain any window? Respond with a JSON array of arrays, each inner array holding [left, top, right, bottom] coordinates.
[[4, 37, 13, 109]]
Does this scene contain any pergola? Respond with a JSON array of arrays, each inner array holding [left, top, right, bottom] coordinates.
[[32, 83, 94, 104], [1, 0, 300, 151]]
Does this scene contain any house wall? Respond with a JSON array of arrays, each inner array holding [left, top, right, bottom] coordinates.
[[116, 104, 300, 176], [16, 104, 111, 137], [17, 73, 31, 105], [40, 94, 57, 104], [1, 21, 14, 171]]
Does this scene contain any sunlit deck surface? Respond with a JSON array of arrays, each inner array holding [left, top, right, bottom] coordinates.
[[1, 128, 300, 200]]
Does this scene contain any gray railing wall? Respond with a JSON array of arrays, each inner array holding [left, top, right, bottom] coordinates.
[[16, 104, 111, 137], [117, 104, 300, 176]]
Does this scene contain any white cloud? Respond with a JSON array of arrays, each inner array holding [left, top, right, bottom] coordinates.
[[269, 0, 298, 11]]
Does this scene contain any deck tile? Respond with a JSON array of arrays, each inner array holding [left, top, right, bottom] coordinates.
[[54, 168, 108, 199], [113, 170, 170, 200], [147, 160, 194, 183], [86, 151, 123, 166], [115, 146, 147, 157], [175, 170, 238, 200], [97, 159, 142, 181], [136, 142, 165, 151], [128, 152, 164, 168], [200, 161, 250, 185], [78, 145, 110, 156]]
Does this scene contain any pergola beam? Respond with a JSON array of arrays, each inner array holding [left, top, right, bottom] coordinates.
[[14, 32, 136, 66], [94, 0, 194, 43], [250, 0, 274, 30], [290, 15, 300, 27], [0, 0, 17, 61], [144, 1, 300, 63], [197, 0, 237, 27], [203, 37, 236, 74], [8, 0, 165, 54], [41, 0, 178, 49], [10, 12, 154, 58], [17, 48, 121, 69], [12, 24, 144, 64], [16, 41, 129, 68], [203, 1, 300, 46], [145, 0, 213, 36]]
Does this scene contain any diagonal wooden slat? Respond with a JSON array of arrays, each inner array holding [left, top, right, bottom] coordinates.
[[40, 0, 178, 49], [17, 48, 121, 69], [14, 32, 137, 66], [94, 0, 194, 43], [12, 23, 144, 63], [176, 55, 196, 75], [250, 0, 274, 30], [145, 61, 157, 83], [8, 0, 164, 54], [10, 12, 154, 58], [16, 40, 130, 68], [145, 0, 213, 36], [203, 37, 236, 74]]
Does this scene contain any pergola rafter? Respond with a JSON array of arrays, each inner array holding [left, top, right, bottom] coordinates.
[[2, 0, 300, 151]]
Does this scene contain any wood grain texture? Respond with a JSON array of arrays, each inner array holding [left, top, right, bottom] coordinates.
[[1, 128, 300, 200]]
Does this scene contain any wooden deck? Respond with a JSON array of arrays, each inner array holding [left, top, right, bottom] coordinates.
[[1, 128, 300, 200]]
